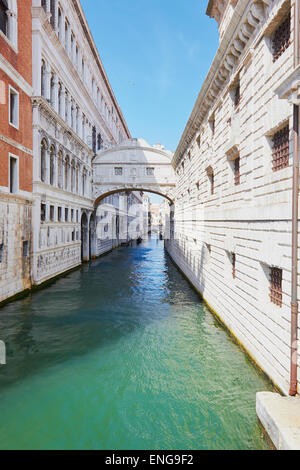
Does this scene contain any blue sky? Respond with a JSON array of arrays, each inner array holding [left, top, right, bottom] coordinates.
[[81, 0, 219, 203]]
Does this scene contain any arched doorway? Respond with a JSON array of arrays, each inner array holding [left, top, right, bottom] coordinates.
[[81, 212, 89, 262]]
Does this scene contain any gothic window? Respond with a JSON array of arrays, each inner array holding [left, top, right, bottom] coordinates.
[[41, 139, 48, 183], [82, 170, 87, 195], [272, 125, 289, 171], [272, 13, 291, 62], [64, 157, 69, 190], [58, 7, 62, 40], [234, 157, 240, 185], [41, 60, 46, 98], [270, 267, 283, 307], [50, 74, 55, 107], [64, 20, 69, 53], [65, 91, 68, 122], [71, 162, 75, 192], [58, 84, 62, 116], [0, 0, 8, 37], [49, 145, 55, 185], [57, 151, 63, 189], [41, 0, 47, 13], [76, 165, 79, 193], [92, 126, 96, 153]]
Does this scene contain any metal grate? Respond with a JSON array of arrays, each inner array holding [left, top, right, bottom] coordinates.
[[270, 267, 282, 307], [272, 125, 289, 171], [234, 157, 240, 185], [272, 13, 291, 61]]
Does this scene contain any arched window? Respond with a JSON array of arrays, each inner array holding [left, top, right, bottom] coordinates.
[[58, 7, 62, 40], [49, 145, 55, 185], [76, 165, 79, 194], [58, 83, 62, 116], [64, 156, 69, 191], [41, 139, 48, 183], [41, 60, 46, 98], [71, 161, 75, 192], [57, 151, 63, 189], [0, 0, 8, 37], [82, 168, 86, 196], [41, 0, 47, 12], [50, 74, 55, 107]]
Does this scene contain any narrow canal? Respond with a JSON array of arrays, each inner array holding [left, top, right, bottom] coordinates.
[[0, 236, 274, 450]]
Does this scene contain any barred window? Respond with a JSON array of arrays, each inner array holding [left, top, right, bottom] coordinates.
[[270, 267, 282, 307], [232, 253, 236, 279], [210, 172, 214, 195], [114, 167, 123, 176], [272, 125, 289, 171], [272, 13, 291, 62], [147, 167, 154, 176], [234, 157, 240, 185], [234, 84, 240, 108]]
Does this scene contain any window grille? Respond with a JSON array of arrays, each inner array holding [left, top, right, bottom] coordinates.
[[272, 13, 291, 61], [270, 267, 282, 307], [210, 173, 214, 195], [272, 125, 289, 171], [234, 84, 240, 108], [232, 253, 236, 279], [234, 157, 240, 185], [115, 167, 123, 176]]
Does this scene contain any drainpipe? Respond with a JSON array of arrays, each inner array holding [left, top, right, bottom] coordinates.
[[289, 0, 300, 396]]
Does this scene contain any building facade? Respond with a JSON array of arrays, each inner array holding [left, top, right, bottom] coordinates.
[[0, 0, 33, 303], [31, 0, 130, 284], [166, 0, 300, 395]]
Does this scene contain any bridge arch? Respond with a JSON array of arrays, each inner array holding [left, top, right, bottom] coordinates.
[[93, 138, 175, 205]]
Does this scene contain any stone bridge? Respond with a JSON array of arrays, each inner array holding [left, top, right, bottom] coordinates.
[[93, 138, 176, 205]]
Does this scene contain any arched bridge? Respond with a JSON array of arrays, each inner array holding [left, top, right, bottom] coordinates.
[[93, 138, 175, 205]]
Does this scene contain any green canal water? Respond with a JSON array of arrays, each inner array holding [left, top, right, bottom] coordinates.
[[0, 236, 274, 450]]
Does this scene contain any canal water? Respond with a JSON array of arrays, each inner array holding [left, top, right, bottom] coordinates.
[[0, 236, 274, 450]]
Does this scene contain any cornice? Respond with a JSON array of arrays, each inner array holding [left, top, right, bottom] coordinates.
[[173, 0, 273, 167]]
